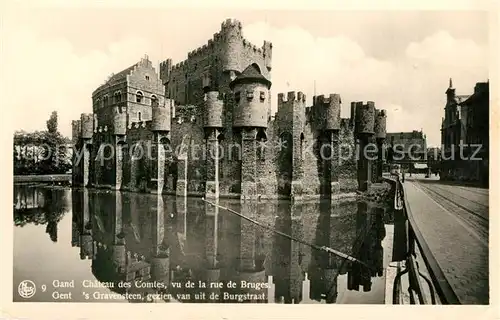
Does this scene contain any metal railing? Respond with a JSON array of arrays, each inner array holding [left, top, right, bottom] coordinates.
[[389, 176, 461, 305]]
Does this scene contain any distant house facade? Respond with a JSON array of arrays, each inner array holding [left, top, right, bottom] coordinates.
[[440, 79, 489, 185], [385, 130, 428, 173]]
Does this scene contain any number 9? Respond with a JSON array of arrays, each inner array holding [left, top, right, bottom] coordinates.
[[41, 284, 47, 292]]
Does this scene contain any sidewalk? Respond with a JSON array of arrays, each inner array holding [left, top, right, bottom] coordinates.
[[402, 181, 488, 304]]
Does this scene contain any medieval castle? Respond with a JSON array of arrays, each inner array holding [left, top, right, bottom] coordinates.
[[71, 19, 387, 200]]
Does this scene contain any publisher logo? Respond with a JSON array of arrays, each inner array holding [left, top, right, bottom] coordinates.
[[18, 280, 36, 299]]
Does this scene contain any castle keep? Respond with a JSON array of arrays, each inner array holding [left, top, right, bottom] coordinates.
[[71, 19, 387, 200]]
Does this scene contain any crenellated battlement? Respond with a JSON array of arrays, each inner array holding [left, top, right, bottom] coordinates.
[[313, 94, 341, 106], [311, 93, 341, 131], [277, 91, 307, 104], [187, 43, 213, 59], [221, 18, 242, 32], [171, 61, 187, 73], [276, 91, 306, 126], [354, 101, 376, 136], [159, 59, 172, 84], [169, 19, 271, 77], [242, 38, 263, 55]]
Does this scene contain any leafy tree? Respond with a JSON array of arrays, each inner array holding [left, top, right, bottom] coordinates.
[[13, 111, 72, 175], [46, 111, 58, 134]]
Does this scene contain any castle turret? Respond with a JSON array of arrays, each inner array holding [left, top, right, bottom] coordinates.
[[355, 101, 375, 136], [151, 100, 172, 132], [204, 91, 224, 129], [324, 94, 341, 131], [277, 91, 306, 199], [110, 108, 127, 190], [373, 109, 387, 182], [314, 94, 342, 197], [230, 63, 272, 200], [112, 108, 127, 136], [150, 99, 173, 194], [220, 19, 243, 74], [71, 120, 82, 186], [204, 91, 224, 199], [81, 113, 94, 139], [354, 102, 376, 191], [79, 113, 94, 187], [374, 109, 387, 140], [230, 63, 271, 129]]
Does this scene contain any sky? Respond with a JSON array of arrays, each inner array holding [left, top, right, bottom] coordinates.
[[1, 5, 490, 146]]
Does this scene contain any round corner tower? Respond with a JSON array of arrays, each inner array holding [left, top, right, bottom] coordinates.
[[151, 99, 173, 132], [230, 63, 272, 129], [374, 109, 387, 139], [354, 101, 377, 192], [374, 109, 387, 140], [229, 63, 272, 200], [80, 113, 94, 139], [112, 107, 127, 136], [355, 101, 376, 137], [220, 18, 243, 73], [203, 90, 224, 200], [373, 108, 387, 183], [325, 94, 341, 131], [203, 91, 224, 129]]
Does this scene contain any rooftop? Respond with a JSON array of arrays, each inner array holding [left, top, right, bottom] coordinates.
[[229, 63, 271, 89]]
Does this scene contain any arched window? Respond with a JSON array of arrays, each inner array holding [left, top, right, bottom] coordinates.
[[151, 95, 158, 107], [138, 112, 142, 121], [114, 91, 122, 104], [136, 91, 143, 103], [103, 95, 109, 107]]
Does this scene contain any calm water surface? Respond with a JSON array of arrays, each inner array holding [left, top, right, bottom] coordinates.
[[13, 185, 394, 304]]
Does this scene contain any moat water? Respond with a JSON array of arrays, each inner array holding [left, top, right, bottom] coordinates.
[[13, 184, 395, 304]]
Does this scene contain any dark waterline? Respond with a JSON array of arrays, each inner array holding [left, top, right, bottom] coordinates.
[[13, 185, 394, 304]]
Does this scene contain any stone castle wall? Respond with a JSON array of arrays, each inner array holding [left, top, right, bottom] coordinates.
[[71, 19, 383, 200], [73, 90, 357, 199]]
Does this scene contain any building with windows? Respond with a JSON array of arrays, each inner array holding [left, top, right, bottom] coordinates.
[[440, 79, 489, 185], [385, 130, 428, 174]]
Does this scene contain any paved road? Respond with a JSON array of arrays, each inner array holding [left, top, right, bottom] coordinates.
[[403, 176, 489, 304]]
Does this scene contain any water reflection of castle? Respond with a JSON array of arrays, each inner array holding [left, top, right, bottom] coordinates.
[[69, 189, 388, 303]]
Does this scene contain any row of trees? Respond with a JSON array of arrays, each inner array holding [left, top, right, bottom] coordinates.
[[14, 111, 72, 175]]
